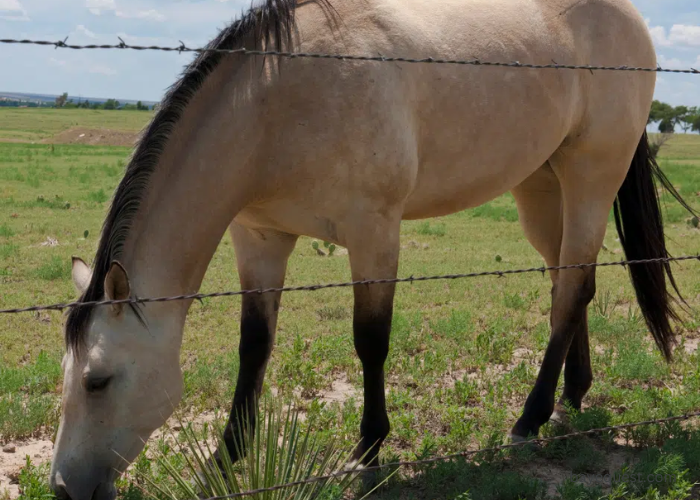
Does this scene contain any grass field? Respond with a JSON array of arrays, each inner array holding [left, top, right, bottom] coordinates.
[[1, 109, 700, 500]]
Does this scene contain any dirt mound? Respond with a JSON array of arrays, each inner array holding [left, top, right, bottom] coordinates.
[[45, 127, 140, 147]]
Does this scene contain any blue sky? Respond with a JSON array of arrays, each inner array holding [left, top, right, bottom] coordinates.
[[0, 0, 698, 104]]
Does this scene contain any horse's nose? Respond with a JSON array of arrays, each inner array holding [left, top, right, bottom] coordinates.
[[51, 472, 73, 500]]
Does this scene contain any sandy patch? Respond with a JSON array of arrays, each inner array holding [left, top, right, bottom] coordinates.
[[0, 438, 54, 499], [43, 127, 140, 147]]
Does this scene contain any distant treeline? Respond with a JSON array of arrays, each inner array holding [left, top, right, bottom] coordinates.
[[54, 93, 155, 111], [0, 100, 54, 108], [0, 93, 157, 110]]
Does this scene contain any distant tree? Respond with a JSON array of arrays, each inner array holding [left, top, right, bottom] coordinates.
[[680, 107, 699, 133], [103, 99, 117, 110], [693, 115, 700, 134], [658, 119, 675, 133], [648, 100, 674, 124], [55, 92, 68, 108], [671, 105, 692, 132]]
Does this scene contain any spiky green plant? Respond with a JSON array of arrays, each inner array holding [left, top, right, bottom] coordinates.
[[141, 400, 389, 500]]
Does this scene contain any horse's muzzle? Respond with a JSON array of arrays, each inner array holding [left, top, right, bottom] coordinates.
[[50, 471, 117, 500]]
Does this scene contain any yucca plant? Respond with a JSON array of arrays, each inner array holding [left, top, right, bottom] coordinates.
[[139, 399, 390, 500]]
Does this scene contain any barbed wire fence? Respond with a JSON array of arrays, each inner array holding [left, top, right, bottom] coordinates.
[[1, 37, 700, 74], [1, 255, 700, 314], [2, 33, 700, 499]]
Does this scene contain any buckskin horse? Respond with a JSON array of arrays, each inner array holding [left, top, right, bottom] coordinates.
[[49, 0, 694, 498]]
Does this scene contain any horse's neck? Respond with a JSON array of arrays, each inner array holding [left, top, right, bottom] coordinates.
[[121, 61, 259, 301]]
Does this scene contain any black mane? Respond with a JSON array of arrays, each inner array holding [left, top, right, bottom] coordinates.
[[66, 0, 329, 353]]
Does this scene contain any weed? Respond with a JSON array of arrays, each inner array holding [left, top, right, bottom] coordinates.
[[592, 289, 613, 318], [417, 221, 447, 236], [0, 243, 18, 260], [16, 456, 54, 500], [0, 224, 14, 237], [317, 305, 349, 321], [87, 188, 109, 203], [33, 255, 70, 280]]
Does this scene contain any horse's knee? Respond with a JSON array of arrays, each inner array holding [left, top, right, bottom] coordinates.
[[353, 309, 392, 366], [578, 271, 596, 307], [239, 298, 274, 363]]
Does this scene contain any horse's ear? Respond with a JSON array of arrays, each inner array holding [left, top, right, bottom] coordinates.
[[71, 257, 92, 294], [104, 261, 131, 313]]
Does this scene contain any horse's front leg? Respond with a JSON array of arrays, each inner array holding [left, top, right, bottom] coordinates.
[[215, 224, 298, 466], [346, 213, 401, 468]]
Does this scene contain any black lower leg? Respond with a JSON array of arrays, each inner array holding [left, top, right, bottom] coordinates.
[[219, 295, 275, 464], [511, 272, 595, 439], [558, 313, 592, 412], [352, 293, 393, 467]]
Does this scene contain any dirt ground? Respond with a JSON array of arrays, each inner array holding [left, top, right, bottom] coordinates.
[[43, 127, 141, 147], [0, 438, 53, 498]]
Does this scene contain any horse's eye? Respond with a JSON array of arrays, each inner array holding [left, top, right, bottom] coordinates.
[[84, 376, 112, 394]]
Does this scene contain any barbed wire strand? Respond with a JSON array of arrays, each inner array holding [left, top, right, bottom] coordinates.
[[1, 38, 699, 74], [203, 410, 700, 499], [2, 255, 699, 314]]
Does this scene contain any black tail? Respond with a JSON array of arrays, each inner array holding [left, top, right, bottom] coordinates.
[[613, 131, 696, 362]]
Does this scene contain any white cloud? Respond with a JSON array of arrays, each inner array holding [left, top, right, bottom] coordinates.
[[75, 24, 96, 38], [669, 24, 700, 47], [657, 54, 686, 69], [86, 0, 164, 21], [86, 0, 115, 15], [89, 64, 117, 76], [0, 0, 21, 11], [646, 21, 700, 48], [0, 0, 28, 20], [48, 57, 67, 67], [649, 25, 672, 47], [116, 8, 165, 21]]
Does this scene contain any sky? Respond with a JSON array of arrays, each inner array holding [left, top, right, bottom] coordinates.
[[0, 0, 698, 105]]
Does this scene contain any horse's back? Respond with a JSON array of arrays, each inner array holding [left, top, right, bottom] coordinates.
[[237, 0, 657, 234]]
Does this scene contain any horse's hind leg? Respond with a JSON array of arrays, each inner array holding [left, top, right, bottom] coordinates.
[[345, 212, 402, 468], [511, 164, 592, 423], [216, 223, 298, 464], [510, 148, 630, 440]]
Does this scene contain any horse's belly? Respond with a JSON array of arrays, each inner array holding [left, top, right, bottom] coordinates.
[[402, 158, 543, 220]]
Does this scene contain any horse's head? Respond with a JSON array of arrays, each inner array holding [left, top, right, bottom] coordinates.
[[50, 257, 184, 500]]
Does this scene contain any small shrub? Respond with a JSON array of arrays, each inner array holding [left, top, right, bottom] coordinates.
[[140, 400, 380, 500]]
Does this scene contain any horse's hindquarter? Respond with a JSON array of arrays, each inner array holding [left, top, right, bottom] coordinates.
[[236, 0, 656, 240]]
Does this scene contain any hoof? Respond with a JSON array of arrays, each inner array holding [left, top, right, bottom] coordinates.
[[507, 432, 542, 451], [343, 459, 387, 494], [550, 403, 570, 425]]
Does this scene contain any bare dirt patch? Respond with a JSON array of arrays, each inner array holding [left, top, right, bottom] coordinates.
[[44, 127, 140, 147], [0, 438, 53, 499]]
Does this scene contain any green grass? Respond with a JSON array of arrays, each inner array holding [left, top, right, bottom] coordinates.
[[2, 113, 700, 499], [0, 108, 151, 142]]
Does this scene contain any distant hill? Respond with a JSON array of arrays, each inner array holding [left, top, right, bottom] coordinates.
[[0, 91, 159, 107]]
